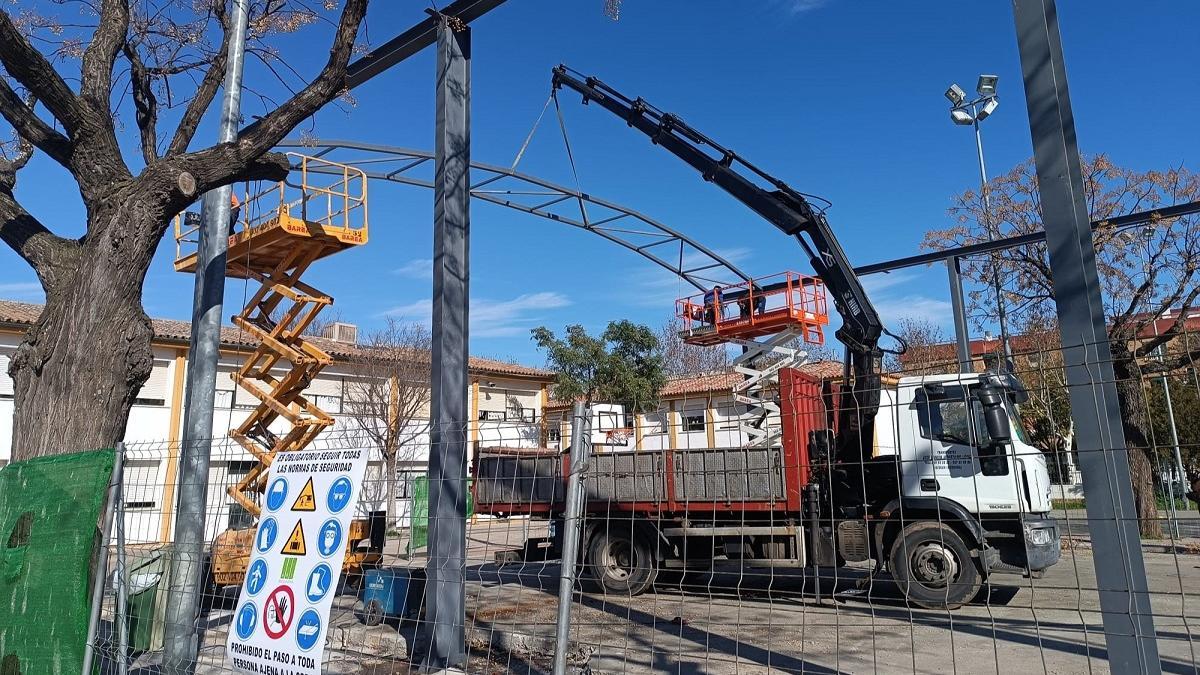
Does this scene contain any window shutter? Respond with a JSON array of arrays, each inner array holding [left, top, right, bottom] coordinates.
[[137, 360, 172, 402], [0, 352, 13, 397]]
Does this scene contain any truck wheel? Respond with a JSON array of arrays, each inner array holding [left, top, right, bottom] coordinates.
[[889, 522, 981, 610], [585, 527, 658, 596]]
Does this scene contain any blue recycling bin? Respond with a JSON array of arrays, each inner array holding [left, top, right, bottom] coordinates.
[[361, 567, 425, 626]]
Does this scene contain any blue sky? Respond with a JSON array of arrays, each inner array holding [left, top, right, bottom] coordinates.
[[4, 0, 1198, 366]]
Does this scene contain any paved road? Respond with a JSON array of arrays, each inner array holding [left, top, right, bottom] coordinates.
[[1056, 508, 1200, 540], [181, 519, 1200, 674], [458, 520, 1200, 674]]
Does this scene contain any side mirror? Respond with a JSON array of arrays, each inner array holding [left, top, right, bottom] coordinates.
[[976, 387, 1012, 443]]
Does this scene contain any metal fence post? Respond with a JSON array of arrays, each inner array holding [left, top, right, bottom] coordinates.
[[421, 13, 472, 670], [82, 448, 124, 675], [946, 255, 973, 372], [115, 444, 129, 675], [162, 1, 249, 671], [554, 403, 592, 675], [1012, 1, 1160, 672]]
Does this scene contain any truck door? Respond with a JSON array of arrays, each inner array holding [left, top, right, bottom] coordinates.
[[903, 384, 1021, 515]]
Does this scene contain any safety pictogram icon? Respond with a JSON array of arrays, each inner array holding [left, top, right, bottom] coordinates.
[[281, 520, 307, 556], [255, 517, 278, 553], [291, 477, 317, 511], [262, 585, 295, 639], [265, 477, 289, 512], [327, 476, 353, 514], [235, 602, 258, 640], [295, 609, 322, 651]]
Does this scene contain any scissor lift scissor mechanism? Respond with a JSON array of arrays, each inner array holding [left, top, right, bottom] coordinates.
[[174, 154, 373, 585], [676, 273, 830, 447]]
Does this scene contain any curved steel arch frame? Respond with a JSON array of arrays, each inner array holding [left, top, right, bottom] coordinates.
[[275, 139, 751, 292]]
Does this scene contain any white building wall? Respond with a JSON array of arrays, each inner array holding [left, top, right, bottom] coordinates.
[[0, 331, 548, 541]]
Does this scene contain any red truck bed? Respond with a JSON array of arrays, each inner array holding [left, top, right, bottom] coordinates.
[[472, 369, 828, 518]]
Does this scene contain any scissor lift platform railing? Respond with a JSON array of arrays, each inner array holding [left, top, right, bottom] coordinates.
[[174, 153, 372, 586], [676, 272, 829, 347]]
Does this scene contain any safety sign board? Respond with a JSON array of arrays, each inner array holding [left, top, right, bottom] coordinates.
[[227, 447, 369, 675]]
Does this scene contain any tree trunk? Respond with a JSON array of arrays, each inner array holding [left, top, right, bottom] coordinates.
[[385, 449, 398, 530], [1112, 356, 1164, 538], [9, 211, 157, 461]]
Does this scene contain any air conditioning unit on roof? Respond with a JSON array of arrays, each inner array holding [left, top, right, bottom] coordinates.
[[322, 322, 358, 345]]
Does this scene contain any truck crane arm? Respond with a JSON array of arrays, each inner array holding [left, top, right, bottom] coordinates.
[[551, 65, 889, 466]]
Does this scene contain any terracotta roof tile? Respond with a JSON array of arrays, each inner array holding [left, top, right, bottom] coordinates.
[[0, 299, 552, 380]]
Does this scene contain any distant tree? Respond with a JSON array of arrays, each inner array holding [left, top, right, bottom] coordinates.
[[923, 155, 1200, 536], [531, 321, 666, 412], [341, 318, 432, 529], [888, 317, 953, 375], [0, 1, 370, 461]]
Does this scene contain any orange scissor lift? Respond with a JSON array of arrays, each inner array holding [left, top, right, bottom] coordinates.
[[174, 154, 378, 586], [676, 272, 830, 447]]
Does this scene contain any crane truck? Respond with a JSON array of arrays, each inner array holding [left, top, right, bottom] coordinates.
[[470, 67, 1060, 610]]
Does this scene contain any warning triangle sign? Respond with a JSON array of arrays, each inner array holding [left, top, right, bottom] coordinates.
[[282, 520, 307, 556], [291, 477, 317, 512]]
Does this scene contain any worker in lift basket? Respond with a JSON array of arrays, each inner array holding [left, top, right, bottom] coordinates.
[[738, 282, 767, 319], [703, 285, 721, 325], [227, 192, 241, 236]]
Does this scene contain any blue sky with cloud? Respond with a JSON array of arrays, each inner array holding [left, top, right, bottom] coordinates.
[[2, 1, 1197, 365]]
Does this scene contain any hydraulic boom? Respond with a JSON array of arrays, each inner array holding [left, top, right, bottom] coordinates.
[[551, 65, 890, 466]]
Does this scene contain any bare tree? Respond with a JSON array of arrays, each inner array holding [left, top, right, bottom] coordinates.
[[342, 318, 433, 528], [924, 155, 1200, 536], [0, 1, 370, 460], [658, 317, 730, 376], [888, 317, 954, 375]]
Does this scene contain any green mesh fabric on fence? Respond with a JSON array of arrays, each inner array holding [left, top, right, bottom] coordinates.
[[0, 449, 114, 675], [406, 477, 473, 554]]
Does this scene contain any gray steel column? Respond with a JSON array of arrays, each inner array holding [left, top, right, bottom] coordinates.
[[1012, 1, 1160, 672], [162, 1, 249, 672], [554, 403, 592, 675], [946, 256, 973, 372], [421, 15, 471, 670]]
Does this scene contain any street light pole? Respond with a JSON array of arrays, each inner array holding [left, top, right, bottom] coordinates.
[[947, 77, 1014, 371]]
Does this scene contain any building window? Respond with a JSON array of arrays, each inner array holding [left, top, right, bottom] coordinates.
[[547, 427, 561, 442], [311, 394, 343, 415], [226, 461, 259, 530], [682, 414, 705, 432]]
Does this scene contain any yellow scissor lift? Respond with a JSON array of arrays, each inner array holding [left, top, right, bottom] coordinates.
[[175, 154, 378, 586]]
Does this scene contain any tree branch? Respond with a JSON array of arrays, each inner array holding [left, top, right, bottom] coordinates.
[[122, 42, 158, 164], [235, 0, 367, 157], [0, 10, 87, 135], [80, 0, 131, 109], [0, 80, 72, 168], [0, 188, 80, 291], [165, 2, 230, 157]]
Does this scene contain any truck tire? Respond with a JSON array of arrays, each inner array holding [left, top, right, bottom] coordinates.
[[889, 522, 981, 610], [584, 527, 658, 596]]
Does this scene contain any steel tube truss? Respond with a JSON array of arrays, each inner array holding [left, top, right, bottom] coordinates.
[[274, 139, 752, 292]]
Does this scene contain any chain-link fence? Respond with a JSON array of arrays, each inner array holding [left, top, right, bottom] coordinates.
[[55, 340, 1197, 675]]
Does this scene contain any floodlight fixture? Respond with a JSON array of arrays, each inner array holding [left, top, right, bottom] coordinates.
[[975, 97, 999, 120], [950, 108, 974, 125], [977, 74, 998, 96], [945, 83, 967, 106]]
